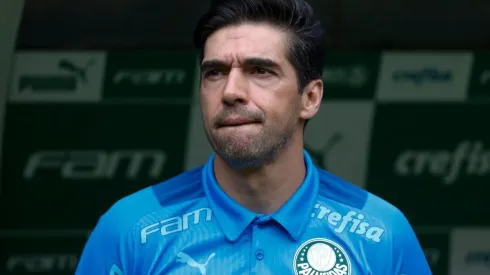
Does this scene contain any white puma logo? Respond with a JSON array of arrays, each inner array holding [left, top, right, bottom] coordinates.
[[176, 251, 216, 275]]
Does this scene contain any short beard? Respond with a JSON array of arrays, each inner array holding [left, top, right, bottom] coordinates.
[[206, 119, 298, 169]]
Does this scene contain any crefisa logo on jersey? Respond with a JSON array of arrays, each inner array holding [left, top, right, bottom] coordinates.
[[294, 238, 351, 275]]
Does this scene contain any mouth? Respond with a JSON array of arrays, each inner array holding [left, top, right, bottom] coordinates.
[[218, 117, 259, 128]]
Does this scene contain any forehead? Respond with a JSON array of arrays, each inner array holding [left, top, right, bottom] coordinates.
[[203, 23, 289, 63]]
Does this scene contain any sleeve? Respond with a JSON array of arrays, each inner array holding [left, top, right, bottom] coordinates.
[[75, 212, 133, 275], [391, 211, 432, 275]]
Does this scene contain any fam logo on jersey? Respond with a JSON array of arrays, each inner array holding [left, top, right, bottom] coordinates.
[[294, 238, 351, 275]]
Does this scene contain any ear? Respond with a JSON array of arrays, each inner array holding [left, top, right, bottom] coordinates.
[[299, 79, 323, 120]]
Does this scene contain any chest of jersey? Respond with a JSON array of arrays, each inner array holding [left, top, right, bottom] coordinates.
[[132, 214, 387, 275]]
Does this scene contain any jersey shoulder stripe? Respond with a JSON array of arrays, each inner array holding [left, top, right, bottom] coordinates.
[[98, 166, 205, 234], [151, 165, 205, 208], [316, 168, 368, 210]]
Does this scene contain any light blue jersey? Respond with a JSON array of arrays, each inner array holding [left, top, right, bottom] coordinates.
[[76, 150, 431, 275]]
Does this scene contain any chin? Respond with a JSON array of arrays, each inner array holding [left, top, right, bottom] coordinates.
[[217, 149, 270, 168], [212, 137, 258, 156]]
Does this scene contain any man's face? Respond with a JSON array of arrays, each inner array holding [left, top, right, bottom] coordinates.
[[200, 23, 303, 167]]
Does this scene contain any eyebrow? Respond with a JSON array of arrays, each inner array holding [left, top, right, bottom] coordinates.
[[200, 57, 281, 72]]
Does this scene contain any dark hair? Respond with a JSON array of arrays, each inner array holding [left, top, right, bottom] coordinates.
[[193, 0, 326, 92]]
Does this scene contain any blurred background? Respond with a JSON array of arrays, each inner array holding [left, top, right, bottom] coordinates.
[[1, 0, 489, 274]]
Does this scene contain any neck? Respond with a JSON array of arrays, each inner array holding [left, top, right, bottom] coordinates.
[[213, 134, 306, 215]]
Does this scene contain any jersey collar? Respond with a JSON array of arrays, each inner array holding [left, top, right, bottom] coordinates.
[[202, 149, 319, 242]]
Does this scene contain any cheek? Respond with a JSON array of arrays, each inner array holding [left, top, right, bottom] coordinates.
[[200, 93, 219, 123], [275, 101, 301, 127], [262, 94, 299, 120], [201, 84, 222, 104], [255, 79, 298, 106]]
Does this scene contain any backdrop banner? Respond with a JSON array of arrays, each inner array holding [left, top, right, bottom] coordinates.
[[0, 0, 24, 197]]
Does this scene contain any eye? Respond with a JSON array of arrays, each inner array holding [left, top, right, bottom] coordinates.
[[204, 69, 220, 77], [203, 69, 226, 80], [251, 67, 273, 76]]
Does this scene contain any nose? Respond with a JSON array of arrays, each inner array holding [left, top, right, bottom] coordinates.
[[222, 68, 248, 106]]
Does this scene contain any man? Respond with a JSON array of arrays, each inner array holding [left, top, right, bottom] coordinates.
[[76, 0, 432, 274]]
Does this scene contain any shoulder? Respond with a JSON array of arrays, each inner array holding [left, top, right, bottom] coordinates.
[[97, 166, 206, 234], [316, 167, 410, 232], [316, 168, 369, 210], [151, 165, 205, 207]]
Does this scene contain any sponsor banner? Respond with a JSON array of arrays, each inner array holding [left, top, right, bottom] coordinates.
[[0, 104, 191, 229], [304, 102, 374, 188], [0, 0, 23, 98], [103, 52, 198, 102], [9, 52, 106, 103], [185, 101, 375, 189], [449, 228, 490, 275], [376, 52, 472, 102], [322, 52, 380, 100], [0, 0, 24, 196], [366, 104, 490, 226], [0, 235, 86, 275], [417, 230, 450, 275], [468, 52, 490, 100]]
